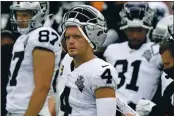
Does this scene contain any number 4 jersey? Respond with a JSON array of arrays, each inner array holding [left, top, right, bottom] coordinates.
[[6, 26, 62, 115], [57, 54, 118, 116], [104, 41, 163, 105]]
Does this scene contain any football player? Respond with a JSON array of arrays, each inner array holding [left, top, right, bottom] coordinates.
[[56, 5, 118, 116], [151, 14, 174, 102], [104, 2, 163, 110], [56, 53, 139, 116], [136, 15, 174, 116], [6, 2, 62, 116]]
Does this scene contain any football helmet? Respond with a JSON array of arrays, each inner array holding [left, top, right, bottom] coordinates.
[[60, 5, 107, 51], [160, 23, 174, 56], [152, 15, 173, 42], [149, 2, 169, 22], [10, 2, 49, 34], [119, 2, 154, 30]]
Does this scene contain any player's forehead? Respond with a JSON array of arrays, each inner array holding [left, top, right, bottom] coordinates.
[[161, 49, 173, 58], [126, 27, 147, 32], [16, 10, 32, 15], [65, 26, 82, 36]]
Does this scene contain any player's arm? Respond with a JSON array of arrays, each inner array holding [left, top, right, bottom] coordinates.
[[48, 95, 56, 116], [93, 67, 117, 116], [95, 87, 117, 116], [24, 47, 55, 116]]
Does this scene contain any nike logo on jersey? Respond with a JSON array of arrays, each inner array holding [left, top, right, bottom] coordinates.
[[102, 65, 109, 68]]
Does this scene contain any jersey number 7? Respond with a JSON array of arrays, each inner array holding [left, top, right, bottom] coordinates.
[[9, 51, 24, 86]]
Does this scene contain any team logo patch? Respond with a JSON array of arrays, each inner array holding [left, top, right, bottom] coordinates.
[[142, 50, 152, 62], [75, 75, 85, 92]]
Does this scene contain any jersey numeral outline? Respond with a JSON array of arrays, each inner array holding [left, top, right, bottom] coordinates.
[[114, 60, 141, 91], [60, 86, 72, 116], [10, 51, 24, 86], [39, 30, 59, 46]]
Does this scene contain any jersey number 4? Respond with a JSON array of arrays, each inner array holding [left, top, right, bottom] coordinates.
[[9, 51, 24, 86], [101, 68, 112, 84], [114, 60, 141, 91], [60, 86, 72, 116]]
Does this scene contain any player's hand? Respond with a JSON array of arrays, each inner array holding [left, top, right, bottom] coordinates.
[[136, 99, 156, 116]]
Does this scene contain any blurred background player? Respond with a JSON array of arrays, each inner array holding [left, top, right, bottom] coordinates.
[[6, 2, 62, 116], [136, 15, 174, 116], [104, 2, 163, 111], [1, 30, 17, 115]]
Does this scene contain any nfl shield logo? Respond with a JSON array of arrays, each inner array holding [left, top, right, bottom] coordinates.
[[75, 75, 85, 92], [142, 50, 152, 62]]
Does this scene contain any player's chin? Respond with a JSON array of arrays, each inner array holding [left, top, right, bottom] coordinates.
[[129, 41, 143, 49], [17, 23, 28, 28], [68, 51, 78, 57]]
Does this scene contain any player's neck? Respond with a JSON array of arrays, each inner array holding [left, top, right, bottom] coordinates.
[[73, 51, 96, 68]]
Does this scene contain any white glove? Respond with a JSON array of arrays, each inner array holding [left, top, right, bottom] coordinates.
[[136, 99, 156, 116]]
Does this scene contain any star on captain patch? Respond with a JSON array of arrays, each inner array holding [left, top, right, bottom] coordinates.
[[75, 75, 85, 92], [142, 50, 152, 62]]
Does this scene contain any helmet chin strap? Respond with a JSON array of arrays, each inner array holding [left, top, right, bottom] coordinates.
[[77, 26, 95, 49]]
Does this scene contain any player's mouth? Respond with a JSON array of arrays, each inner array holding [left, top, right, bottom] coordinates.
[[68, 46, 76, 50]]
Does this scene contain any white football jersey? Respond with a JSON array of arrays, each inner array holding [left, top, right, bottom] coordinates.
[[6, 26, 62, 115], [104, 41, 163, 104], [57, 54, 118, 116]]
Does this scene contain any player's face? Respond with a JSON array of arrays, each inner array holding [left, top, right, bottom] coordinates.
[[161, 49, 174, 78], [16, 11, 32, 28], [65, 26, 91, 57], [125, 27, 148, 49], [161, 50, 174, 69]]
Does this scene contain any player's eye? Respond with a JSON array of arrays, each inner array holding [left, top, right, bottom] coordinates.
[[65, 36, 70, 40], [73, 35, 80, 39]]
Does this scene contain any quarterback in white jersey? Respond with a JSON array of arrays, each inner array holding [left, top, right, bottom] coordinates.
[[104, 2, 163, 108], [6, 2, 62, 116], [57, 54, 139, 116], [57, 54, 118, 116], [56, 5, 119, 116]]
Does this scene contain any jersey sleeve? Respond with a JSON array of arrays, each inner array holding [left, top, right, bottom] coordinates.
[[103, 44, 116, 63], [90, 66, 118, 94], [26, 26, 61, 53]]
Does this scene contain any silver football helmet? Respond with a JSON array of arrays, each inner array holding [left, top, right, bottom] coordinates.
[[10, 2, 49, 34], [119, 2, 155, 30], [152, 15, 174, 42], [60, 5, 107, 51], [160, 24, 174, 58], [149, 2, 169, 20]]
